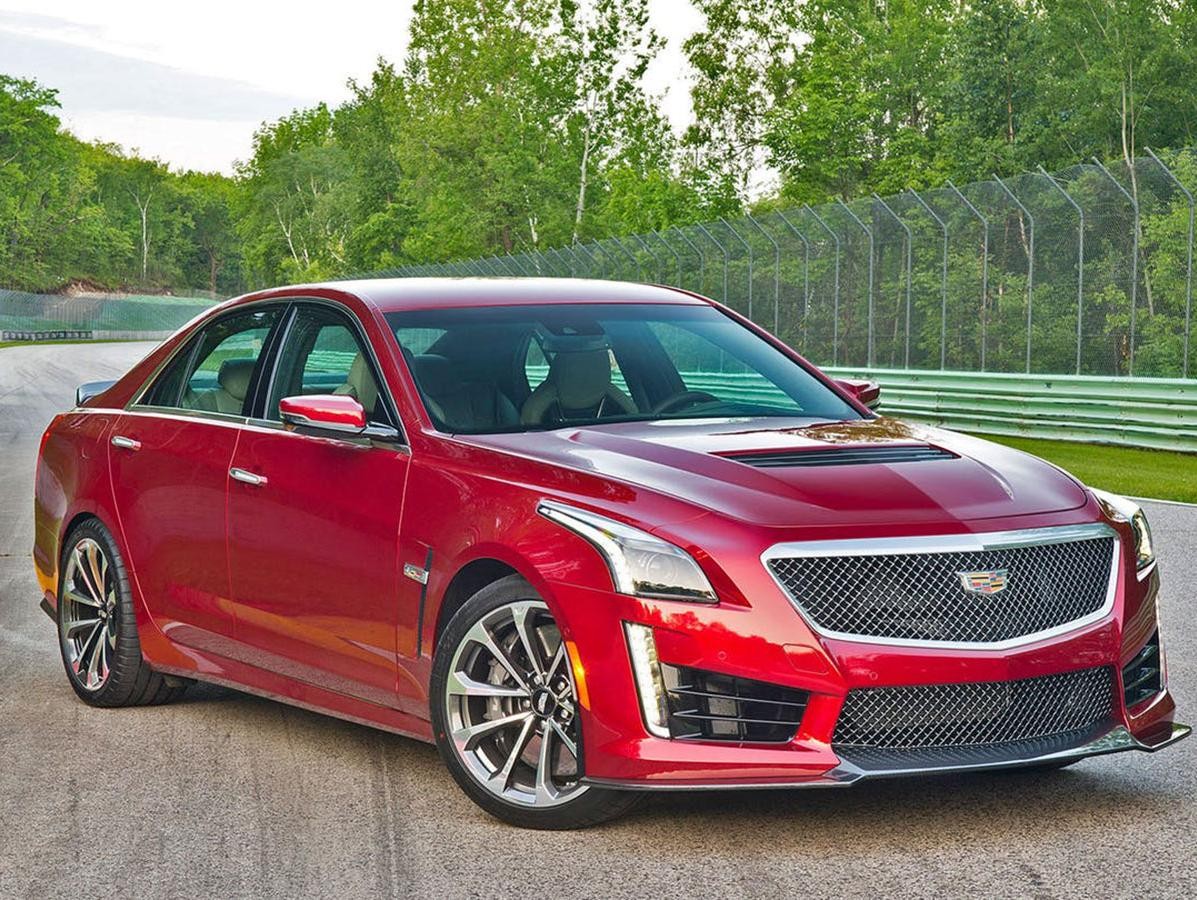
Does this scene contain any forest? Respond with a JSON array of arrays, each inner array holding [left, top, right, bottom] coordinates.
[[2, 0, 1196, 299]]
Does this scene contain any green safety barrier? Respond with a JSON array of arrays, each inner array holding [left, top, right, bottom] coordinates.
[[824, 367, 1197, 454]]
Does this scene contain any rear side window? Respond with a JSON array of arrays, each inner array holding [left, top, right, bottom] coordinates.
[[142, 307, 280, 414]]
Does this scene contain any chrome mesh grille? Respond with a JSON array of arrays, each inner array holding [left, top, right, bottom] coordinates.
[[833, 666, 1115, 750], [767, 535, 1114, 644]]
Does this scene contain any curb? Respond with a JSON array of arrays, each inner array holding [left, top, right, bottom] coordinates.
[[1131, 496, 1197, 509]]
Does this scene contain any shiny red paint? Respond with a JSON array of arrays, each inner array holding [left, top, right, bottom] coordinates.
[[33, 278, 1182, 788]]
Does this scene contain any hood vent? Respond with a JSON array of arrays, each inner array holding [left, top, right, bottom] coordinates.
[[723, 444, 957, 468]]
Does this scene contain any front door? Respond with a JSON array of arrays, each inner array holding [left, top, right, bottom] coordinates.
[[226, 303, 410, 707], [109, 306, 281, 654]]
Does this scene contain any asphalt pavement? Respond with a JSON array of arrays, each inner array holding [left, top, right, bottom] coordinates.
[[1, 341, 1194, 899]]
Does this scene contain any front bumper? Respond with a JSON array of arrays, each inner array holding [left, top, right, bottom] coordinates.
[[551, 540, 1185, 789], [583, 722, 1191, 791]]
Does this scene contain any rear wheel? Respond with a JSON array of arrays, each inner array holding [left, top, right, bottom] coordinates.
[[57, 518, 189, 707], [430, 575, 641, 829]]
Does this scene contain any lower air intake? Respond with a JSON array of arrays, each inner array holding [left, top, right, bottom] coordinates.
[[833, 666, 1115, 751], [1123, 632, 1162, 708], [661, 664, 809, 744]]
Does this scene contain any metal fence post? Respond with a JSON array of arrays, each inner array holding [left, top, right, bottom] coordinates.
[[576, 242, 603, 278], [719, 218, 754, 318], [993, 174, 1036, 373], [550, 247, 574, 277], [631, 233, 665, 283], [946, 179, 990, 371], [1039, 165, 1085, 375], [694, 221, 729, 304], [775, 210, 811, 316], [1092, 157, 1139, 375], [505, 253, 529, 276], [871, 194, 913, 368], [1146, 147, 1194, 378], [907, 190, 949, 369], [608, 237, 639, 280], [670, 227, 705, 293], [744, 213, 782, 333], [650, 231, 683, 287], [835, 199, 875, 366], [804, 204, 841, 365]]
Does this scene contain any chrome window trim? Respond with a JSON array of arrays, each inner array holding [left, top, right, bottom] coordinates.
[[761, 522, 1120, 651], [264, 298, 408, 446], [122, 295, 409, 447], [125, 298, 287, 411]]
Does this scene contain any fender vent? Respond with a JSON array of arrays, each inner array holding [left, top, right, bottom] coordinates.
[[723, 444, 956, 468]]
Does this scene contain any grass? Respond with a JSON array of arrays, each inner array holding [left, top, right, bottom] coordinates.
[[978, 434, 1197, 504]]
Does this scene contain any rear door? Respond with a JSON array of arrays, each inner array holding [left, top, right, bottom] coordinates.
[[108, 305, 282, 655], [225, 302, 412, 708]]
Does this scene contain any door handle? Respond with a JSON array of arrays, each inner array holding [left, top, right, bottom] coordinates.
[[229, 467, 268, 487], [111, 435, 141, 451]]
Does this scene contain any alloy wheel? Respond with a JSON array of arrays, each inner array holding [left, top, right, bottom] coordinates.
[[59, 537, 118, 691], [443, 600, 588, 808]]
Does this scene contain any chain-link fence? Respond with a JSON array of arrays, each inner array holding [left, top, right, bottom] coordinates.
[[0, 289, 216, 339], [381, 148, 1197, 380], [4, 150, 1196, 380]]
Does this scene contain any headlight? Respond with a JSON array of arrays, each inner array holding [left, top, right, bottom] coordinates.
[[1091, 488, 1155, 571], [538, 500, 717, 602]]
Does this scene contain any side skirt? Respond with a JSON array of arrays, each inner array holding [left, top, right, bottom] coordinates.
[[153, 658, 436, 745]]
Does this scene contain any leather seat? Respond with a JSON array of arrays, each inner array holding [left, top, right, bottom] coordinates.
[[191, 358, 254, 414], [520, 347, 637, 425], [410, 353, 519, 431], [334, 353, 380, 417]]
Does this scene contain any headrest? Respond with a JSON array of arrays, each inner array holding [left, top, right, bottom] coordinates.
[[410, 354, 459, 398], [549, 348, 612, 410], [217, 358, 255, 401], [333, 353, 379, 411]]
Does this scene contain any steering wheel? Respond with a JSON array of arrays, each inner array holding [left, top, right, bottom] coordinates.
[[651, 390, 721, 415]]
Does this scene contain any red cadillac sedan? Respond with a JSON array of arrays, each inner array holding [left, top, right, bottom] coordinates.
[[34, 278, 1187, 829]]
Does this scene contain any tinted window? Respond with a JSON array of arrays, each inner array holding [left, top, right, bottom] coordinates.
[[143, 307, 279, 414], [385, 303, 861, 434], [267, 306, 389, 425]]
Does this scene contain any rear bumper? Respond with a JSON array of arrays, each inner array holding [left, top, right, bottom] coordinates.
[[583, 721, 1191, 791]]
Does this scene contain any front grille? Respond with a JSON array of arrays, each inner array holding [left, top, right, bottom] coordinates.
[[661, 664, 809, 743], [1123, 631, 1162, 708], [723, 444, 956, 468], [833, 666, 1116, 750], [767, 532, 1115, 645]]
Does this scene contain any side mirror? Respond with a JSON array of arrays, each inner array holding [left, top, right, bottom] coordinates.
[[834, 378, 881, 410], [279, 394, 367, 435]]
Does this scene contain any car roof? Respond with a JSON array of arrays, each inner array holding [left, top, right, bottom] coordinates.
[[248, 277, 708, 313]]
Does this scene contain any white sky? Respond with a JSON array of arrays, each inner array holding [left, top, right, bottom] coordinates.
[[0, 1, 704, 175]]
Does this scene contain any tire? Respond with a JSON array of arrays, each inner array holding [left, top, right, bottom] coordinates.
[[430, 574, 641, 829], [56, 518, 190, 708]]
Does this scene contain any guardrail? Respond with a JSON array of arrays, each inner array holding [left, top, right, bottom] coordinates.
[[2, 329, 94, 341], [519, 363, 1197, 452], [823, 367, 1197, 454]]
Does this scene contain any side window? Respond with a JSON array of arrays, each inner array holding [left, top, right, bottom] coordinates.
[[267, 306, 389, 425], [142, 308, 279, 414]]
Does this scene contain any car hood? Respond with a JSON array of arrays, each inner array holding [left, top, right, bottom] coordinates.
[[463, 417, 1089, 529]]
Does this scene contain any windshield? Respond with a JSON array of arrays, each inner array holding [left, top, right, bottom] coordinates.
[[386, 303, 862, 434]]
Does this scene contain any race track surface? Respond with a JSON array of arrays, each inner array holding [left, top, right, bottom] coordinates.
[[1, 341, 1194, 899]]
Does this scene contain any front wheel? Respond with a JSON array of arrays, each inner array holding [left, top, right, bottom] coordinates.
[[430, 575, 641, 829]]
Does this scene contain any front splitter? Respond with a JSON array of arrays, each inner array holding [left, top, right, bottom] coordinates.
[[582, 722, 1191, 791]]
